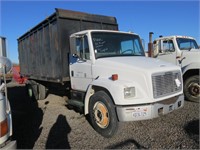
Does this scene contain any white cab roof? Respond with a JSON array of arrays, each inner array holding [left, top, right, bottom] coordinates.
[[70, 29, 139, 37]]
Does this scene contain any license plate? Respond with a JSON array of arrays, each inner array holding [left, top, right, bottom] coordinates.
[[132, 111, 147, 118]]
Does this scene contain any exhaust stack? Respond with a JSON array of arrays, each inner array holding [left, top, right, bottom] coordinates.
[[0, 37, 7, 57], [148, 32, 154, 57]]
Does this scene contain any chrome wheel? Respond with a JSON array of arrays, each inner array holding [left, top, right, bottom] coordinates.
[[188, 82, 200, 97], [93, 101, 109, 128]]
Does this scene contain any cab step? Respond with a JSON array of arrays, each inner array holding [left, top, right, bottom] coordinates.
[[67, 99, 84, 113]]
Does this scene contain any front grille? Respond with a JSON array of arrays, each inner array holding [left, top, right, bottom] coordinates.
[[152, 71, 182, 98]]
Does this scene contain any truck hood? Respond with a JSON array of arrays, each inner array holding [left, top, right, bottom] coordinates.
[[94, 56, 178, 74], [92, 56, 182, 103], [181, 49, 200, 70], [93, 56, 180, 82], [182, 49, 200, 63], [182, 49, 200, 56], [188, 48, 200, 52]]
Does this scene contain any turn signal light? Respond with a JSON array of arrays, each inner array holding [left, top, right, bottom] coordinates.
[[0, 118, 8, 137], [112, 74, 118, 81]]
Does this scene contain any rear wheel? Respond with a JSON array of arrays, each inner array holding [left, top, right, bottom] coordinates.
[[184, 75, 200, 103], [26, 81, 39, 101], [38, 84, 47, 100], [89, 91, 118, 138], [26, 80, 47, 101]]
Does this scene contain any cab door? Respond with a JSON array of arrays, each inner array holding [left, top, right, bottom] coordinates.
[[157, 39, 177, 65], [69, 35, 93, 91]]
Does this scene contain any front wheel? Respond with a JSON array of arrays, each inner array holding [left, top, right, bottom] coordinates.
[[89, 91, 119, 138], [184, 75, 200, 103]]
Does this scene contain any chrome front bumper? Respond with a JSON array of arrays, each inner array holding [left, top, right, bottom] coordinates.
[[117, 94, 184, 122]]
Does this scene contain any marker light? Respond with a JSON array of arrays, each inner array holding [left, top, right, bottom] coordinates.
[[112, 74, 118, 81], [0, 118, 8, 137]]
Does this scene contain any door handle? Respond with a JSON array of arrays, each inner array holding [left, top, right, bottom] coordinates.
[[71, 71, 74, 77]]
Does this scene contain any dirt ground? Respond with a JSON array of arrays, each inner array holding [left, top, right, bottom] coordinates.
[[7, 82, 199, 149]]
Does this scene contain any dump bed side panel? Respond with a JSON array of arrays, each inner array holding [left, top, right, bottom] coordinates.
[[18, 17, 62, 82]]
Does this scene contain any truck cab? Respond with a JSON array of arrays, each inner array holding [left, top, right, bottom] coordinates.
[[69, 30, 184, 137], [153, 35, 200, 102]]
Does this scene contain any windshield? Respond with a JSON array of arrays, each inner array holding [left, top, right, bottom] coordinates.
[[91, 32, 145, 59], [176, 38, 199, 50]]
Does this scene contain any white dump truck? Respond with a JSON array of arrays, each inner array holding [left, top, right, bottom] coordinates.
[[18, 9, 184, 137], [148, 33, 199, 103], [0, 56, 16, 149]]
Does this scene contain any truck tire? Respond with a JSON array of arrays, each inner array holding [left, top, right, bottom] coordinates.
[[26, 81, 47, 101], [89, 91, 118, 138], [184, 75, 200, 103], [38, 84, 47, 100], [26, 82, 39, 101]]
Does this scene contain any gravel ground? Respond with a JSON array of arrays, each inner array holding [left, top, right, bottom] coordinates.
[[7, 82, 199, 149]]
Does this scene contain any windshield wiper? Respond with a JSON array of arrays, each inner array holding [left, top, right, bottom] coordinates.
[[188, 47, 192, 51]]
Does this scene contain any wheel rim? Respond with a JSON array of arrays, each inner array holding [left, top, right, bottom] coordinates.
[[28, 86, 33, 97], [93, 101, 109, 128], [188, 82, 200, 97]]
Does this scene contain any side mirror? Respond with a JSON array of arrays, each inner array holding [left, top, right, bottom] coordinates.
[[141, 39, 145, 50], [72, 53, 79, 58], [69, 36, 77, 55], [69, 37, 78, 64], [158, 40, 163, 53], [69, 34, 88, 62]]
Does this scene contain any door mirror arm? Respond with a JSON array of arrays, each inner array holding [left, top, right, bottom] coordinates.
[[178, 57, 186, 64]]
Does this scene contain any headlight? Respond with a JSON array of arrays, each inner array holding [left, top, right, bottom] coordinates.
[[124, 87, 135, 99]]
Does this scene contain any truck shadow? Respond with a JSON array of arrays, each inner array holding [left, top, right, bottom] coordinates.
[[184, 119, 199, 144], [46, 114, 71, 149], [7, 82, 43, 149], [106, 139, 147, 149]]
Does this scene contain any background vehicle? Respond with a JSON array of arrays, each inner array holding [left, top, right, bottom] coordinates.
[[148, 32, 200, 102], [0, 56, 16, 149], [0, 37, 12, 82], [0, 37, 25, 84], [18, 8, 184, 137]]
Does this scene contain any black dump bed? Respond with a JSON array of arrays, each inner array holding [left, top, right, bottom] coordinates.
[[18, 8, 118, 83]]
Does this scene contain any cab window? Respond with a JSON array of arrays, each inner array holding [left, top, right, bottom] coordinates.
[[163, 40, 175, 52], [76, 36, 90, 60]]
